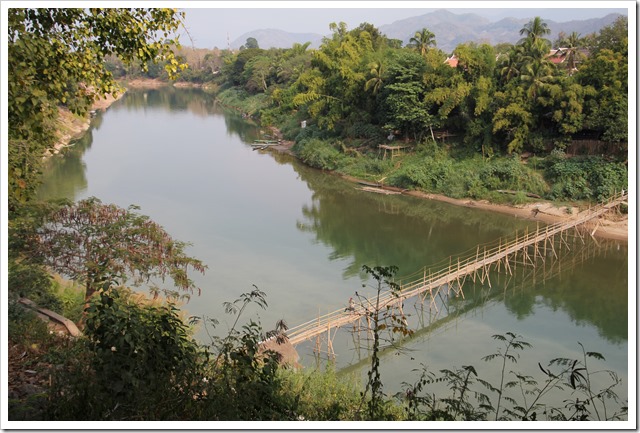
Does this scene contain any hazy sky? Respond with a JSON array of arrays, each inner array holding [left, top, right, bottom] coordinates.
[[179, 1, 630, 49]]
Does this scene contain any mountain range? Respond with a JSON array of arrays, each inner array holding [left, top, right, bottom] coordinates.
[[230, 10, 624, 53]]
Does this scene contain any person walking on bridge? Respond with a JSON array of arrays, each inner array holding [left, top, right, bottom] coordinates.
[[344, 297, 355, 313]]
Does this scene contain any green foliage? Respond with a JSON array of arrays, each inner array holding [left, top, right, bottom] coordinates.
[[576, 48, 628, 143], [11, 284, 628, 422], [380, 50, 432, 140], [492, 102, 533, 154], [8, 300, 52, 345], [280, 368, 363, 420], [589, 16, 628, 55], [244, 37, 259, 50], [209, 16, 627, 186], [192, 287, 294, 421], [408, 28, 437, 57], [51, 277, 86, 323], [8, 259, 56, 306], [400, 333, 627, 421], [545, 155, 627, 202], [86, 289, 202, 395], [339, 157, 394, 180], [30, 197, 207, 303], [293, 138, 348, 171], [48, 288, 206, 420], [356, 265, 409, 420], [216, 87, 271, 117], [7, 8, 186, 211], [385, 151, 548, 200]]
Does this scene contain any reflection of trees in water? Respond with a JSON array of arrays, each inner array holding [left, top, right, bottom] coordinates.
[[533, 243, 627, 343], [290, 161, 627, 344], [338, 237, 627, 375], [125, 88, 263, 142], [466, 237, 627, 344], [122, 87, 219, 118], [293, 162, 535, 280], [223, 113, 261, 143], [39, 89, 263, 201], [37, 130, 93, 201]]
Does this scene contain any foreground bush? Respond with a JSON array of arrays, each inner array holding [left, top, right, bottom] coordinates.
[[9, 287, 627, 422]]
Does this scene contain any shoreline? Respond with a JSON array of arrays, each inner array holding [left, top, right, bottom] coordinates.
[[48, 77, 200, 156], [48, 92, 125, 157], [266, 133, 628, 242], [51, 84, 627, 242]]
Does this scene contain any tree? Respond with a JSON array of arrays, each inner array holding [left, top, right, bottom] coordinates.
[[30, 198, 207, 304], [357, 265, 410, 420], [381, 51, 435, 142], [245, 37, 259, 49], [292, 22, 375, 130], [538, 78, 593, 139], [364, 62, 385, 95], [590, 16, 628, 56], [7, 8, 187, 213], [227, 48, 264, 86], [498, 44, 525, 83], [518, 16, 551, 45], [409, 28, 437, 57], [556, 32, 585, 72], [519, 51, 555, 100], [454, 42, 496, 82], [244, 55, 273, 93], [576, 49, 628, 143], [492, 100, 534, 154]]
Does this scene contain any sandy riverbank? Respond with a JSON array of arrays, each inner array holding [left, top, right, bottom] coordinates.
[[125, 78, 171, 89], [125, 78, 213, 89], [48, 92, 124, 156], [49, 78, 199, 156], [265, 131, 628, 242]]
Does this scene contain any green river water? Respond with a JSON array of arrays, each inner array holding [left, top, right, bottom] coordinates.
[[38, 87, 629, 403]]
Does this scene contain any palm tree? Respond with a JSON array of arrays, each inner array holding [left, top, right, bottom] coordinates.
[[558, 31, 584, 71], [499, 44, 525, 83], [364, 62, 384, 95], [518, 17, 551, 44], [409, 28, 436, 57], [290, 41, 311, 56], [520, 56, 554, 100]]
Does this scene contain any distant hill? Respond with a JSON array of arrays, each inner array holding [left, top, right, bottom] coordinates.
[[380, 10, 625, 53], [230, 29, 323, 49], [231, 11, 625, 53]]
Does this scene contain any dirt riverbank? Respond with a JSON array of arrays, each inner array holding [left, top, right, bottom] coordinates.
[[48, 92, 124, 157], [49, 78, 173, 155]]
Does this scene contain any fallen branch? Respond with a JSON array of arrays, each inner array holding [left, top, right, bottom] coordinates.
[[496, 190, 541, 199]]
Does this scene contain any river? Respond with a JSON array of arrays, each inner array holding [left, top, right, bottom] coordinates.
[[38, 87, 629, 406]]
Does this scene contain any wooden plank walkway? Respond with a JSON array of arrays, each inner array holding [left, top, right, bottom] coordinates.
[[285, 192, 627, 346]]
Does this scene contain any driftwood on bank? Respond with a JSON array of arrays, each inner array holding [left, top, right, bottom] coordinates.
[[495, 189, 542, 199], [18, 298, 82, 337]]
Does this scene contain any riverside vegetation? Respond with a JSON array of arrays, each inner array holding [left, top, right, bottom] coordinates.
[[7, 8, 628, 421], [207, 17, 628, 207]]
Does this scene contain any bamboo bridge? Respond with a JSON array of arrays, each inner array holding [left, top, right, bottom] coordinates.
[[263, 192, 627, 362]]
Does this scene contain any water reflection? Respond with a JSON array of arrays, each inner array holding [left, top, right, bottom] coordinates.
[[37, 129, 93, 200], [292, 161, 538, 280], [292, 166, 628, 343], [320, 235, 626, 382]]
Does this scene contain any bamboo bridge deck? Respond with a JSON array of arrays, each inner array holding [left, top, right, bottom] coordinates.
[[284, 192, 627, 348]]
